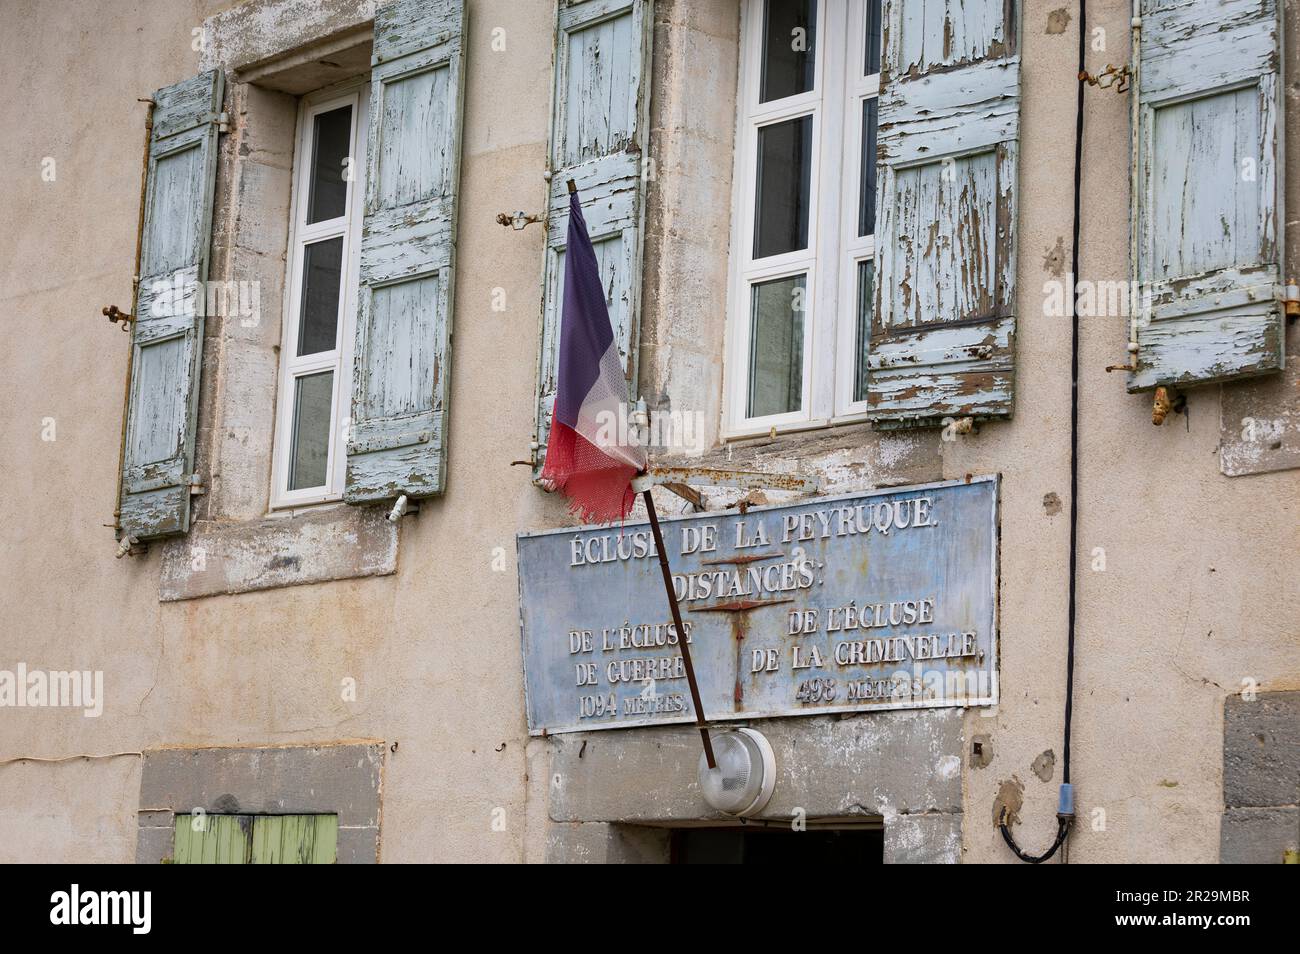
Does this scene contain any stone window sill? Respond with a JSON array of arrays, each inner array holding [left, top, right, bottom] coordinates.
[[158, 504, 397, 602]]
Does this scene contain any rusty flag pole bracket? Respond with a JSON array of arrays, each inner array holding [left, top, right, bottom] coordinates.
[[101, 304, 135, 331], [631, 467, 820, 497], [495, 211, 544, 231], [634, 467, 821, 770], [1078, 63, 1131, 94]]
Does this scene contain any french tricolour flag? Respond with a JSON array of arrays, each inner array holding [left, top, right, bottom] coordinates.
[[540, 189, 646, 522]]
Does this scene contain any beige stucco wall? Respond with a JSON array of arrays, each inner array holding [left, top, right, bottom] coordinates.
[[953, 0, 1300, 864], [0, 0, 565, 864], [0, 0, 1295, 864]]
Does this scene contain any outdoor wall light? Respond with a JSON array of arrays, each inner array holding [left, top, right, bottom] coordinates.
[[698, 727, 776, 817]]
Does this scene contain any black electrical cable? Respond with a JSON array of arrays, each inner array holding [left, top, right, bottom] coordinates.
[[1001, 817, 1070, 864], [998, 0, 1085, 864]]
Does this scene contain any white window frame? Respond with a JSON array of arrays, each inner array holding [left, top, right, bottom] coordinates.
[[270, 82, 368, 509], [835, 0, 881, 418], [725, 0, 881, 438]]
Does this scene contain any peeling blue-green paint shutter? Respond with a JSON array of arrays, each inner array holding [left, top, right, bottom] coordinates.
[[345, 0, 466, 503], [118, 70, 223, 540], [532, 0, 653, 477], [1129, 0, 1285, 391], [868, 0, 1020, 428]]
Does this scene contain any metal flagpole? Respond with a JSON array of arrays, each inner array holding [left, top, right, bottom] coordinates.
[[641, 488, 716, 769], [544, 181, 819, 773], [634, 469, 819, 771]]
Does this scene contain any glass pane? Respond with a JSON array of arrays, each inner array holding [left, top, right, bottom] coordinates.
[[864, 0, 882, 76], [858, 98, 878, 237], [747, 274, 806, 418], [306, 105, 352, 224], [754, 115, 812, 258], [854, 260, 875, 403], [760, 0, 817, 103], [297, 237, 344, 356], [288, 371, 334, 491]]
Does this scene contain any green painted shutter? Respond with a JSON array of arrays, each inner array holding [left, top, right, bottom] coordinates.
[[250, 814, 339, 864], [118, 70, 223, 540], [532, 0, 654, 477], [1129, 0, 1285, 391], [172, 814, 251, 864], [171, 815, 337, 863], [868, 0, 1020, 428], [345, 0, 466, 503]]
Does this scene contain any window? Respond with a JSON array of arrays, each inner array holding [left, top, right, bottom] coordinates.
[[271, 85, 368, 507], [727, 0, 882, 436]]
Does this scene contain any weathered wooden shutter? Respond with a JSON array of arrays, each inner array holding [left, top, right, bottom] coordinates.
[[867, 0, 1020, 428], [118, 70, 223, 540], [532, 0, 654, 476], [249, 814, 339, 864], [345, 0, 466, 502], [172, 814, 337, 864], [1129, 0, 1285, 391], [172, 814, 250, 864]]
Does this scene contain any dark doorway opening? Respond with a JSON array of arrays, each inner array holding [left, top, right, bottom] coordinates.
[[670, 826, 883, 864]]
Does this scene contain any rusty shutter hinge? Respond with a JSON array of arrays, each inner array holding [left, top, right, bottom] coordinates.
[[511, 441, 540, 468], [1281, 279, 1300, 320]]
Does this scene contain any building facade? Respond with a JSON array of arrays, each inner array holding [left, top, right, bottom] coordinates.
[[0, 0, 1296, 863]]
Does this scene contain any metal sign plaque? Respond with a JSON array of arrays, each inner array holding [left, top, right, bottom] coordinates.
[[517, 476, 999, 735]]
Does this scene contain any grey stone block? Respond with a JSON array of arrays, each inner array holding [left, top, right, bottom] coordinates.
[[549, 709, 963, 823], [1223, 691, 1300, 808], [546, 822, 616, 864], [1220, 362, 1300, 477], [608, 825, 672, 863], [135, 824, 175, 865], [1220, 808, 1299, 864], [201, 0, 378, 73], [337, 826, 380, 864], [159, 505, 398, 601], [884, 813, 962, 864], [139, 743, 384, 829], [545, 823, 670, 864]]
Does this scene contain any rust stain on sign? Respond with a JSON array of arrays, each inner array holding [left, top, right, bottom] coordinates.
[[700, 551, 787, 566], [690, 598, 796, 613]]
